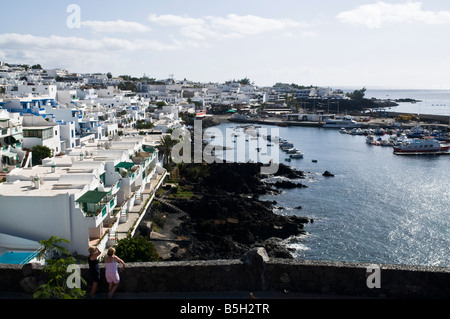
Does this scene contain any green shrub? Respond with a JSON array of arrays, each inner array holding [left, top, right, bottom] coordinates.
[[115, 235, 159, 262]]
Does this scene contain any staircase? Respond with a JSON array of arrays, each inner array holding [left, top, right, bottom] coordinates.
[[155, 195, 187, 215]]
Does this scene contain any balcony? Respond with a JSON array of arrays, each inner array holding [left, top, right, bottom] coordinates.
[[76, 190, 117, 222]]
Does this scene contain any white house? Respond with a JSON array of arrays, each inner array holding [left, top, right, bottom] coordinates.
[[22, 114, 61, 156]]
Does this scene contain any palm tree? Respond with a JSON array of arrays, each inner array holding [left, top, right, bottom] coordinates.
[[157, 134, 178, 165], [36, 236, 71, 261]]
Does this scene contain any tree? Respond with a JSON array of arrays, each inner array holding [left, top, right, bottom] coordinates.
[[33, 236, 86, 299], [31, 145, 53, 166], [136, 120, 154, 130], [118, 81, 137, 92], [346, 87, 367, 101], [115, 235, 159, 262], [36, 236, 70, 261], [157, 134, 178, 165], [238, 77, 251, 85]]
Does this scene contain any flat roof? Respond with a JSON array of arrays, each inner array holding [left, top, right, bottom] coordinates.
[[23, 126, 54, 130], [0, 179, 85, 197]]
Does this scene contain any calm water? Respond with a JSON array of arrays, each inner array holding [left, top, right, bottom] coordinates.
[[363, 89, 450, 116], [206, 122, 450, 267]]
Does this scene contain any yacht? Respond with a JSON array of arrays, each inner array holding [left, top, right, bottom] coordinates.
[[322, 116, 362, 129]]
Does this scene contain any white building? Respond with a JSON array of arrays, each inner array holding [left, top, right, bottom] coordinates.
[[22, 114, 61, 156], [0, 133, 167, 256]]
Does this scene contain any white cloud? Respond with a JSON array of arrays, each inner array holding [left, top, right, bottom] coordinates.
[[148, 14, 204, 27], [0, 33, 182, 71], [148, 13, 311, 41], [82, 19, 151, 33], [337, 1, 450, 28], [0, 33, 179, 52]]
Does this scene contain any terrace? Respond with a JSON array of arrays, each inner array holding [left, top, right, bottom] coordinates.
[[76, 190, 117, 219]]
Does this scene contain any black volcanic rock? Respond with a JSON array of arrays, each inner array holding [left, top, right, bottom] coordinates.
[[164, 163, 310, 260], [323, 170, 335, 177], [272, 180, 308, 189]]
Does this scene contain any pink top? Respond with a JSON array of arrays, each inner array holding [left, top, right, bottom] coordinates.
[[105, 260, 118, 273]]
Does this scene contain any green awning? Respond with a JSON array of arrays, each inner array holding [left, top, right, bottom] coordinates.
[[114, 162, 135, 170], [76, 191, 109, 204], [143, 145, 155, 153]]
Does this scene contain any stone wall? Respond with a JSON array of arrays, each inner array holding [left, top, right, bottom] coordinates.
[[1, 248, 449, 298]]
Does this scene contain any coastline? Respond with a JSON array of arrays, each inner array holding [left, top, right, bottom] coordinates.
[[144, 111, 449, 265], [141, 162, 312, 261], [221, 113, 450, 131]]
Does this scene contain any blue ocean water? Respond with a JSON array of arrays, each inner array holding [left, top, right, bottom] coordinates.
[[207, 122, 450, 267], [362, 89, 450, 116]]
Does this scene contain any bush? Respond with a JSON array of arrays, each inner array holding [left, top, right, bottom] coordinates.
[[115, 235, 159, 262], [152, 211, 167, 229], [32, 145, 53, 166]]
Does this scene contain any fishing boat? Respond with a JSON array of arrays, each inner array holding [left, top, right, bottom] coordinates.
[[285, 147, 299, 154], [290, 151, 304, 159], [279, 141, 294, 149], [393, 137, 450, 154], [366, 135, 377, 145]]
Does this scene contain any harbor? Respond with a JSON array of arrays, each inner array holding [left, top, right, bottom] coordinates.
[[226, 113, 450, 132], [206, 120, 450, 268]]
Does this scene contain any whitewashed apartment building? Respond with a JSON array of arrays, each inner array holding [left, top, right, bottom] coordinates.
[[0, 134, 167, 256]]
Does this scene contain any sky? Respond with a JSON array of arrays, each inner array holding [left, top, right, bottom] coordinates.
[[1, 0, 450, 89]]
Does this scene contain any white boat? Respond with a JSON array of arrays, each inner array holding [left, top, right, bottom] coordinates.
[[366, 135, 376, 145], [323, 116, 362, 129], [393, 137, 450, 154]]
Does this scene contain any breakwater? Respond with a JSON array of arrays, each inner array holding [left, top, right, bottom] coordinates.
[[2, 248, 449, 298], [226, 112, 450, 130]]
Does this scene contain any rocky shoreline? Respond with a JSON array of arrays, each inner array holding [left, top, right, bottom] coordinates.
[[139, 162, 311, 261]]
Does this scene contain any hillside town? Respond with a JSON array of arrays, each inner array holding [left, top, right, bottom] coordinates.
[[0, 61, 359, 261]]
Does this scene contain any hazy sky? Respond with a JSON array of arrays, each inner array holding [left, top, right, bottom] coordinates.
[[1, 0, 450, 89]]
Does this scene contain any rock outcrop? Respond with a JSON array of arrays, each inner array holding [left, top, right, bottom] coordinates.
[[149, 163, 310, 261]]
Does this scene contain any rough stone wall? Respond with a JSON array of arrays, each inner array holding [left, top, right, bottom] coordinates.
[[1, 248, 450, 298]]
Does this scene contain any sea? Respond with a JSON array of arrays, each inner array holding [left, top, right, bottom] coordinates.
[[205, 89, 450, 268], [357, 88, 450, 116]]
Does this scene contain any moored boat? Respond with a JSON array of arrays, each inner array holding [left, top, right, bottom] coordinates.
[[290, 151, 304, 159], [393, 137, 450, 154], [322, 116, 362, 129]]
